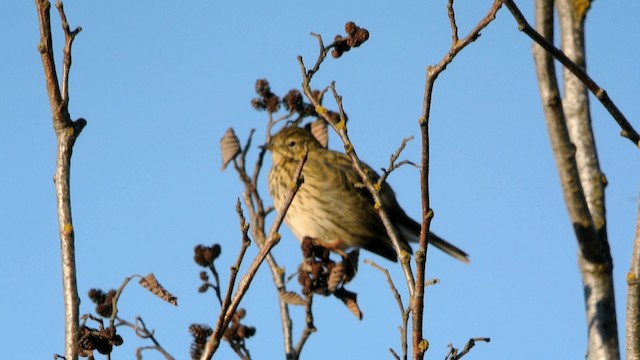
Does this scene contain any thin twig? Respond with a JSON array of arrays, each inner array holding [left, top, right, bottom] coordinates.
[[117, 317, 175, 360], [447, 0, 459, 45], [217, 204, 253, 344], [55, 1, 81, 105], [365, 260, 409, 360], [445, 337, 491, 360], [378, 136, 416, 187], [293, 296, 317, 358], [297, 53, 418, 295], [201, 149, 308, 360], [389, 348, 402, 360], [627, 194, 640, 358], [501, 0, 640, 147], [234, 128, 297, 355]]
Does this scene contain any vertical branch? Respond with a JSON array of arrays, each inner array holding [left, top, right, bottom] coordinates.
[[556, 2, 618, 357], [56, 1, 81, 104], [555, 0, 606, 247], [35, 1, 86, 359], [415, 1, 501, 358], [529, 0, 618, 358], [627, 196, 640, 360]]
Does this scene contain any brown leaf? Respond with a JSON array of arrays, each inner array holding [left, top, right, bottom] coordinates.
[[343, 249, 359, 283], [327, 263, 344, 293], [139, 273, 178, 306], [220, 127, 241, 170], [334, 287, 362, 320], [281, 291, 306, 306]]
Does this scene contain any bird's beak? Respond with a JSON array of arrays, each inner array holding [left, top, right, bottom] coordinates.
[[260, 143, 272, 151]]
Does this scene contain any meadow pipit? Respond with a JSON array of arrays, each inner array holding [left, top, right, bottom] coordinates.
[[266, 125, 469, 263]]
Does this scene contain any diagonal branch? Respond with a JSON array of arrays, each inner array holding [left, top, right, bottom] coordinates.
[[298, 50, 417, 295], [201, 150, 308, 360], [233, 128, 298, 356], [502, 0, 640, 147]]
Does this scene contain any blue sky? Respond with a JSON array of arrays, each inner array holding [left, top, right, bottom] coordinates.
[[2, 1, 639, 359]]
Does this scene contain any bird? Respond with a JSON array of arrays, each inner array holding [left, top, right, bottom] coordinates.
[[265, 125, 469, 263]]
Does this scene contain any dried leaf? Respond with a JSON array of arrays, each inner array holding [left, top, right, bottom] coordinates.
[[281, 291, 306, 306], [327, 263, 344, 293], [139, 273, 178, 306], [343, 249, 359, 283], [310, 119, 328, 148], [220, 128, 241, 170], [334, 287, 362, 320]]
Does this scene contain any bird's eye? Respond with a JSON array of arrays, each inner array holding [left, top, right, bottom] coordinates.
[[288, 141, 296, 147]]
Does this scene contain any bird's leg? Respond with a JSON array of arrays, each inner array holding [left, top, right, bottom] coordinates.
[[312, 237, 348, 259]]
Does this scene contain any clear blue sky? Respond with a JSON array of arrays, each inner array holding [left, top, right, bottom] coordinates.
[[2, 1, 639, 359]]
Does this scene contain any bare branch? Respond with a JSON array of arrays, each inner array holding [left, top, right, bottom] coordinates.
[[117, 317, 175, 360], [446, 0, 459, 45], [55, 1, 81, 105], [229, 127, 298, 356], [35, 2, 86, 359], [627, 195, 640, 359], [502, 0, 640, 147], [201, 149, 308, 359], [293, 296, 317, 358], [365, 260, 409, 360], [297, 58, 417, 296], [416, 1, 502, 357], [445, 337, 491, 360], [526, 0, 618, 358], [378, 136, 416, 187]]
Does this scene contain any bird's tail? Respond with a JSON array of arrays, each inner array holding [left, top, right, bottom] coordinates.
[[398, 223, 470, 264], [427, 232, 470, 264]]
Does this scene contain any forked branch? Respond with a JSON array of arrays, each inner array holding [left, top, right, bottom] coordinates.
[[35, 1, 86, 359]]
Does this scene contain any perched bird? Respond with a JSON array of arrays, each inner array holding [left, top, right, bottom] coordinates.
[[266, 125, 469, 263]]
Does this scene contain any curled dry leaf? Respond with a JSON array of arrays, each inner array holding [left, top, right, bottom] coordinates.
[[344, 249, 359, 283], [220, 127, 241, 170], [334, 287, 362, 320], [139, 273, 178, 306], [327, 263, 344, 293], [309, 119, 328, 148], [281, 291, 306, 306]]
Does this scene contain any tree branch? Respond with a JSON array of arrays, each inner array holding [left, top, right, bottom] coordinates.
[[365, 260, 409, 360], [297, 52, 418, 295], [528, 1, 618, 358], [35, 1, 86, 359], [201, 150, 308, 359], [502, 0, 640, 147], [627, 195, 640, 360], [416, 1, 502, 358], [233, 128, 298, 357]]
